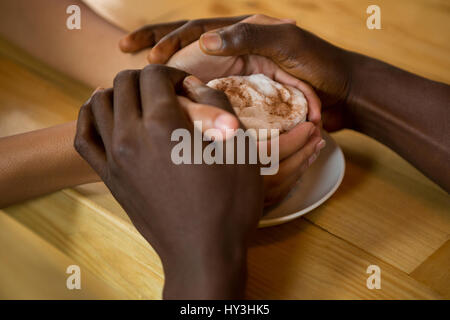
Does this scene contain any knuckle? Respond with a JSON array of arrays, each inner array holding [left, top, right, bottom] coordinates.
[[142, 64, 186, 81], [91, 89, 113, 110], [283, 23, 303, 46], [114, 69, 138, 85], [90, 91, 105, 109], [142, 116, 159, 131], [283, 22, 299, 34], [141, 64, 172, 81], [143, 115, 183, 140], [142, 112, 170, 131], [233, 23, 254, 43], [111, 135, 135, 163], [184, 19, 204, 35], [186, 19, 199, 28], [152, 96, 175, 110], [142, 63, 167, 75], [90, 91, 102, 104], [73, 134, 87, 155], [252, 14, 267, 20]]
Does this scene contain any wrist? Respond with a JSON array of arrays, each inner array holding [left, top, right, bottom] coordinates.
[[162, 243, 247, 299], [341, 50, 371, 130], [345, 52, 391, 134]]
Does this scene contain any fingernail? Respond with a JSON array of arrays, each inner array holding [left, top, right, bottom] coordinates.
[[200, 32, 222, 52], [308, 125, 316, 137], [315, 139, 326, 152], [119, 36, 135, 52], [93, 87, 103, 94], [214, 114, 235, 131], [308, 152, 318, 166], [183, 75, 203, 88], [118, 37, 129, 50]]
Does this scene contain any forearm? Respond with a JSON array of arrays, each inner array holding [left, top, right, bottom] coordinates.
[[347, 53, 450, 192], [0, 0, 147, 88], [162, 248, 247, 300], [0, 122, 98, 208]]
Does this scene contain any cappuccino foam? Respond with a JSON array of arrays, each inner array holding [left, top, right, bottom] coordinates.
[[207, 74, 308, 134]]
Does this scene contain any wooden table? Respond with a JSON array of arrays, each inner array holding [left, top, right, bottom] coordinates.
[[0, 0, 449, 299]]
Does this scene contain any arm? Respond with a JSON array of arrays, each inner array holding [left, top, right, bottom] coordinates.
[[0, 0, 146, 205], [74, 65, 263, 299], [0, 122, 98, 208], [1, 11, 321, 207], [0, 0, 147, 206], [119, 16, 450, 192], [347, 53, 450, 191], [0, 1, 243, 207], [0, 0, 147, 88], [0, 101, 241, 208]]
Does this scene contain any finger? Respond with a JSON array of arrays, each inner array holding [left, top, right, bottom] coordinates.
[[120, 16, 249, 55], [273, 68, 322, 125], [257, 121, 316, 161], [183, 75, 235, 114], [199, 23, 299, 64], [264, 135, 326, 205], [281, 135, 325, 176], [113, 70, 141, 130], [177, 96, 239, 140], [241, 14, 296, 25], [90, 88, 114, 152], [183, 75, 241, 137], [74, 97, 107, 179], [277, 122, 316, 160], [148, 15, 250, 64], [264, 135, 323, 189], [119, 20, 188, 53], [139, 64, 188, 124]]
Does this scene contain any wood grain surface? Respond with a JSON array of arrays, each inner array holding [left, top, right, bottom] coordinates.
[[0, 0, 449, 299]]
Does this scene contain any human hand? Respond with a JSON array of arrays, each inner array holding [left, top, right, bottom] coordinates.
[[119, 14, 354, 132], [120, 15, 325, 206], [74, 65, 264, 299]]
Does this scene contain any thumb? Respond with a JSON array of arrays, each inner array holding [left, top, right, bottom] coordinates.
[[180, 76, 240, 139], [199, 23, 300, 63]]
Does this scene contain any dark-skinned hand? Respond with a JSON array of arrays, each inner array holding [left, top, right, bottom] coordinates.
[[121, 13, 450, 192], [120, 14, 326, 206], [119, 14, 352, 132], [74, 65, 264, 299]]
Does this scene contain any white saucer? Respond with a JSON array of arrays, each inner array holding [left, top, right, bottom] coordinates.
[[259, 132, 345, 228]]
